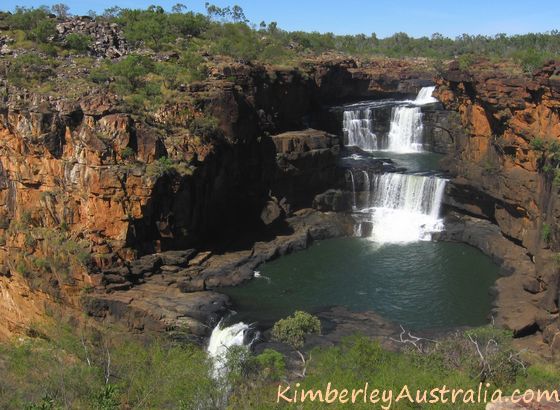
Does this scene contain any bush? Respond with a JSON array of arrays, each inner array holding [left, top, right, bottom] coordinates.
[[120, 146, 135, 160], [0, 324, 218, 409], [145, 156, 175, 178], [512, 48, 550, 73], [542, 223, 552, 243], [530, 137, 546, 151], [271, 311, 321, 350], [115, 7, 209, 50], [65, 33, 91, 53], [457, 53, 475, 70], [7, 53, 57, 86], [252, 348, 285, 381], [188, 115, 222, 141]]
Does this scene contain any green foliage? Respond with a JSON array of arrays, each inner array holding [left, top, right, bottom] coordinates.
[[8, 222, 90, 292], [114, 6, 209, 50], [94, 54, 155, 92], [65, 33, 91, 53], [120, 146, 135, 160], [5, 6, 55, 43], [512, 48, 552, 73], [542, 223, 552, 243], [271, 311, 321, 350], [188, 115, 222, 141], [530, 137, 546, 151], [146, 156, 175, 178], [2, 322, 559, 409], [252, 348, 285, 381], [7, 53, 58, 87], [458, 53, 475, 70], [0, 324, 219, 409], [206, 22, 262, 61]]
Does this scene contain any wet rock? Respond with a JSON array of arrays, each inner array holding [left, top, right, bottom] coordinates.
[[312, 189, 351, 212]]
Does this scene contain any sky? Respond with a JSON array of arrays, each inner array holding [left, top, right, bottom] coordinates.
[[2, 0, 559, 38]]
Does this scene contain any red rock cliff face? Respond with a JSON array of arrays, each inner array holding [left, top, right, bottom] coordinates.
[[436, 61, 560, 354], [0, 58, 433, 338]]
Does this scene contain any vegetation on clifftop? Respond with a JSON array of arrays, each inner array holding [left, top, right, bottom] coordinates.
[[1, 3, 559, 93]]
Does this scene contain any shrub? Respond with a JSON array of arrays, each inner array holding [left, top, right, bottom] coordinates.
[[7, 53, 57, 86], [65, 33, 91, 53], [542, 223, 552, 243], [457, 53, 475, 70], [512, 48, 549, 73], [120, 146, 135, 160], [271, 311, 321, 350], [530, 137, 546, 151], [252, 349, 285, 381], [188, 115, 222, 141], [91, 55, 155, 93], [146, 156, 175, 178]]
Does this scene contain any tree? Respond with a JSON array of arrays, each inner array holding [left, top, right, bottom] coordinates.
[[171, 3, 187, 13], [51, 3, 70, 19], [271, 311, 321, 376], [65, 33, 91, 53]]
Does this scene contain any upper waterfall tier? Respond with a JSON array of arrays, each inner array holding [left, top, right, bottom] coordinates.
[[386, 106, 423, 153], [342, 86, 437, 153], [343, 108, 377, 151], [414, 86, 437, 105]]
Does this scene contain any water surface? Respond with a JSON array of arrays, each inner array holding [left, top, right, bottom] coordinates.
[[221, 238, 499, 330]]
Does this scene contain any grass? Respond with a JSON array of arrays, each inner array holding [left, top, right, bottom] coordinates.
[[1, 320, 559, 409]]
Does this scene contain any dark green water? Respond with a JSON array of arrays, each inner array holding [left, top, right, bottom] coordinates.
[[376, 150, 444, 173], [221, 238, 500, 330]]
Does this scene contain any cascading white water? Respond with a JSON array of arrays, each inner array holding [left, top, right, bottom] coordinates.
[[207, 321, 252, 379], [342, 86, 437, 153], [343, 109, 377, 150], [348, 170, 357, 210], [414, 86, 437, 105], [362, 170, 370, 208], [387, 106, 424, 153], [368, 173, 446, 243]]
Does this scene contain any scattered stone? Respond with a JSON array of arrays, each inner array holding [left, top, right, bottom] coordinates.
[[159, 265, 181, 273], [55, 17, 128, 58]]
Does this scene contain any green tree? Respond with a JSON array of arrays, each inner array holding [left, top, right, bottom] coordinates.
[[271, 311, 321, 376], [65, 33, 91, 53]]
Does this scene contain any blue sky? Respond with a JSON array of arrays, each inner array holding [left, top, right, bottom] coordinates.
[[3, 0, 559, 38]]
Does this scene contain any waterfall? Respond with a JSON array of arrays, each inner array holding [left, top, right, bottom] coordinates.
[[348, 170, 357, 210], [362, 170, 370, 208], [341, 86, 438, 153], [387, 106, 424, 153], [368, 173, 446, 243], [353, 222, 363, 237], [343, 109, 377, 151], [414, 86, 437, 105], [207, 321, 252, 379]]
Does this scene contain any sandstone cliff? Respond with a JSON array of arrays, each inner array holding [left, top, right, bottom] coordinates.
[[436, 60, 560, 355]]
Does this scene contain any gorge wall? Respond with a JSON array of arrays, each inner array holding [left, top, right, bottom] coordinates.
[[0, 58, 433, 338], [435, 61, 560, 354]]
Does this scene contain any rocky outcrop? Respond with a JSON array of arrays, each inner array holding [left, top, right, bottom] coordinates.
[[56, 16, 129, 58], [271, 129, 342, 207], [435, 61, 560, 355]]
